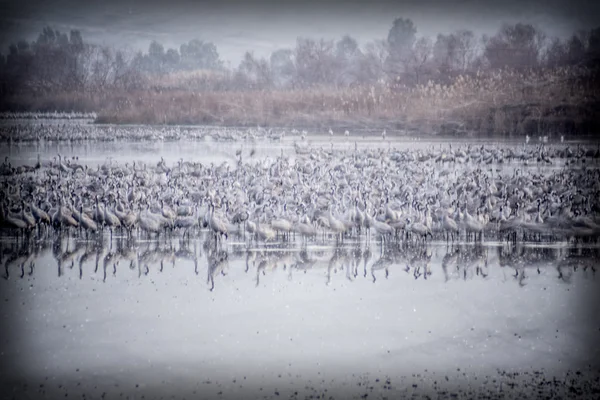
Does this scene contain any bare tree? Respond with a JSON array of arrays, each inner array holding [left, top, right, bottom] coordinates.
[[433, 33, 456, 75], [294, 37, 336, 87], [484, 23, 546, 69], [179, 39, 223, 70], [164, 48, 180, 74], [335, 35, 363, 86], [544, 37, 567, 67], [111, 48, 145, 90], [455, 30, 478, 72], [588, 27, 600, 64], [270, 49, 295, 88], [433, 30, 479, 81], [363, 39, 389, 81], [565, 35, 586, 65], [238, 51, 272, 89], [385, 18, 417, 80], [387, 17, 416, 56], [89, 45, 115, 91], [408, 37, 433, 85], [147, 41, 166, 75]]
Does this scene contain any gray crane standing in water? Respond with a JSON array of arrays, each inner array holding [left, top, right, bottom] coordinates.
[[0, 137, 599, 249], [208, 201, 229, 243]]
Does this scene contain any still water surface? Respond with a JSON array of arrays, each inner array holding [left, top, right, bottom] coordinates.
[[1, 232, 599, 399], [0, 127, 598, 398], [0, 133, 574, 168]]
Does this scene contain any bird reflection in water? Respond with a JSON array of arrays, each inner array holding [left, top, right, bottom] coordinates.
[[243, 241, 296, 287], [326, 243, 350, 285], [0, 235, 596, 289], [441, 244, 488, 282], [205, 234, 228, 291]]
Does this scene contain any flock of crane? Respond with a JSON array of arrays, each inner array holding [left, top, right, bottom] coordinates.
[[1, 132, 599, 247], [0, 111, 97, 121], [0, 123, 313, 143]]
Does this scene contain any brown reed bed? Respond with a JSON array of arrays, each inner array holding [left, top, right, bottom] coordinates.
[[2, 66, 598, 137]]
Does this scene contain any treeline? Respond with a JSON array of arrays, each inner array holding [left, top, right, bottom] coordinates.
[[0, 19, 599, 136], [0, 27, 225, 94], [237, 20, 600, 89], [1, 19, 599, 96]]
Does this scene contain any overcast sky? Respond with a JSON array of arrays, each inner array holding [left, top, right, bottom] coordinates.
[[1, 0, 599, 65]]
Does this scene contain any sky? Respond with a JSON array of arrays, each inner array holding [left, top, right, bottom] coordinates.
[[1, 0, 599, 65]]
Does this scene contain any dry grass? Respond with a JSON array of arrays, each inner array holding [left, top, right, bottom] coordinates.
[[3, 66, 599, 136], [150, 69, 231, 91]]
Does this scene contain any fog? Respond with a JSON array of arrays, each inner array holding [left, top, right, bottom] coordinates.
[[1, 0, 599, 64]]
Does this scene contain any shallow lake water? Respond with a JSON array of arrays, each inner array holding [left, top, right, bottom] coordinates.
[[1, 123, 599, 399], [0, 124, 577, 169], [1, 232, 599, 399]]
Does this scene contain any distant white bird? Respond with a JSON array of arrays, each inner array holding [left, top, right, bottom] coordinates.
[[560, 135, 564, 143], [382, 129, 386, 140], [329, 128, 334, 136], [344, 130, 349, 138], [525, 135, 530, 144]]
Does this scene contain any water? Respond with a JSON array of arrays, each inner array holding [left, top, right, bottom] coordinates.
[[0, 123, 581, 168], [1, 233, 599, 399], [1, 122, 599, 398]]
